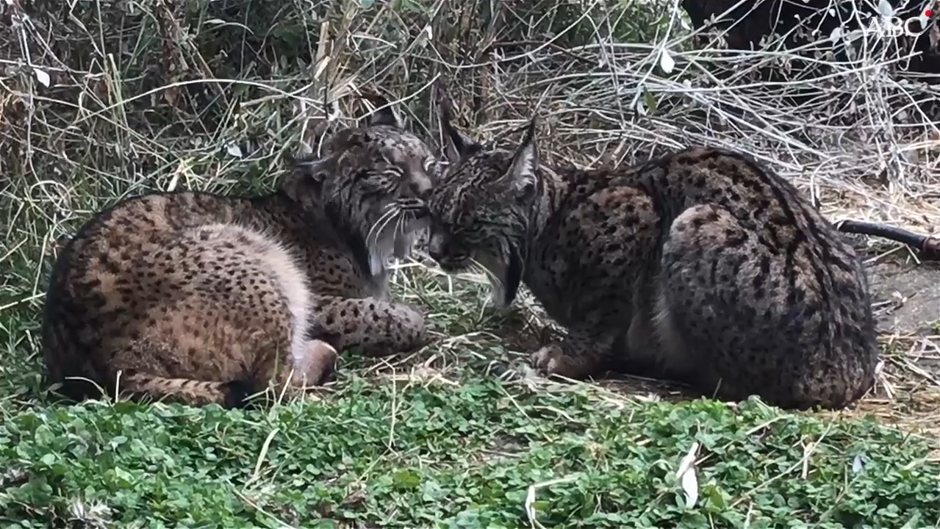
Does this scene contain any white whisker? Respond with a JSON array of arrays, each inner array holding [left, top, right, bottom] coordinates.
[[393, 209, 412, 260], [393, 208, 404, 236], [367, 205, 399, 246], [397, 206, 415, 235], [372, 205, 400, 246]]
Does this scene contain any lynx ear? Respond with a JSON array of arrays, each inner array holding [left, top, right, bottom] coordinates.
[[290, 153, 330, 196], [369, 105, 402, 129], [504, 118, 539, 200], [440, 105, 481, 162], [364, 94, 402, 128]]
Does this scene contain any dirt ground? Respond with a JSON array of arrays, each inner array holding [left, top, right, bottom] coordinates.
[[863, 247, 940, 334], [858, 238, 940, 390]]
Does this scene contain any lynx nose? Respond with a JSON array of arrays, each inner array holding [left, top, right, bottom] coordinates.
[[408, 175, 432, 199]]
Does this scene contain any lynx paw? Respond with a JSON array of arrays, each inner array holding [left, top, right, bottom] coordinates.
[[396, 304, 431, 353], [293, 340, 339, 387], [531, 343, 577, 378], [530, 343, 602, 380]]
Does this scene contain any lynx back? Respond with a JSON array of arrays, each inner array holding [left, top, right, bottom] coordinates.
[[425, 113, 878, 411]]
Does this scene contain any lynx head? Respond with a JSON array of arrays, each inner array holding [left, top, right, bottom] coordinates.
[[285, 100, 437, 277], [426, 111, 542, 307]]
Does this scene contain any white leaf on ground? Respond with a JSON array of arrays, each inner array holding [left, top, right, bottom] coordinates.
[[33, 67, 50, 87], [852, 455, 865, 474], [524, 475, 581, 529], [225, 143, 243, 158], [877, 0, 893, 17], [675, 441, 700, 509], [659, 49, 675, 75]]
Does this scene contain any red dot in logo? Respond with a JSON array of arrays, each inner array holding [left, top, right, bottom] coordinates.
[[926, 9, 934, 17]]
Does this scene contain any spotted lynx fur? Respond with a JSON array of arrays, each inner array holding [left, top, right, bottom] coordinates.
[[425, 112, 878, 410], [42, 104, 434, 409]]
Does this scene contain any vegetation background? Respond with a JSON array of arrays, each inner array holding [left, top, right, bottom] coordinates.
[[2, 0, 940, 526]]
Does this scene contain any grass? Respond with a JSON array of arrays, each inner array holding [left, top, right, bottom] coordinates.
[[2, 365, 940, 528], [4, 0, 940, 526], [2, 267, 940, 528]]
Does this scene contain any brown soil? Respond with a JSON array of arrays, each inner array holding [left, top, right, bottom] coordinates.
[[864, 249, 940, 334]]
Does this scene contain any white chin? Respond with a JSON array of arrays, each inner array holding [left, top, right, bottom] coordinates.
[[409, 215, 431, 233], [369, 252, 388, 277], [370, 226, 420, 275], [488, 282, 510, 309], [394, 218, 429, 260], [481, 262, 511, 309], [368, 234, 396, 277]]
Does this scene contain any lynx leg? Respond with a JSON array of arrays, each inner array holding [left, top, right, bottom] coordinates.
[[310, 296, 427, 357], [530, 327, 614, 380], [619, 290, 698, 383], [660, 205, 769, 403], [620, 311, 674, 379]]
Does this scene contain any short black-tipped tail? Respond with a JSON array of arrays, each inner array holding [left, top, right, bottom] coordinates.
[[220, 379, 258, 409]]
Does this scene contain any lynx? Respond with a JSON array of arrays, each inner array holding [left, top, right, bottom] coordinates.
[[424, 112, 878, 410], [41, 103, 435, 409]]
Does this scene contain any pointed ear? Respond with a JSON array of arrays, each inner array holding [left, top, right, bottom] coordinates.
[[288, 153, 329, 198], [368, 105, 401, 129], [504, 118, 539, 200], [364, 94, 402, 128], [440, 105, 481, 162]]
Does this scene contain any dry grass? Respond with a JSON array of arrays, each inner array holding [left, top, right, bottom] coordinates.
[[2, 0, 940, 441]]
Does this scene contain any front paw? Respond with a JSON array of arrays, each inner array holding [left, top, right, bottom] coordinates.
[[530, 342, 602, 380], [399, 304, 431, 351], [531, 343, 576, 378], [406, 325, 435, 352]]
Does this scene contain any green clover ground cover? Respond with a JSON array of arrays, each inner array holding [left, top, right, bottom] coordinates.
[[1, 278, 939, 528], [1, 372, 938, 528]]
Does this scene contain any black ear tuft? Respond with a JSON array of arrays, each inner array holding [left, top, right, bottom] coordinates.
[[439, 102, 482, 162], [521, 116, 537, 147], [504, 116, 539, 201], [222, 379, 258, 409], [435, 82, 483, 162]]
